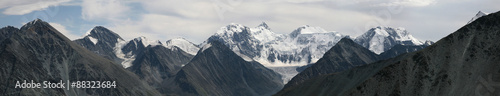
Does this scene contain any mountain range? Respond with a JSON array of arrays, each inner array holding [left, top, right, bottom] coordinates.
[[204, 22, 430, 83], [161, 41, 283, 95], [2, 10, 493, 96], [275, 11, 500, 96], [0, 19, 160, 95]]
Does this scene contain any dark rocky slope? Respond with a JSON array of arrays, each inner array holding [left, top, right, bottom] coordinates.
[[276, 11, 500, 96], [162, 41, 283, 96], [0, 19, 159, 95], [284, 38, 379, 89], [128, 45, 194, 89], [74, 26, 124, 62]]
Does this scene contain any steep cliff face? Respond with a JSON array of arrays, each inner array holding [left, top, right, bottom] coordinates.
[[0, 19, 159, 95], [163, 41, 283, 96], [275, 11, 500, 96]]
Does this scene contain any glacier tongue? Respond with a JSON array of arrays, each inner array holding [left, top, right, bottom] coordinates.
[[113, 38, 135, 68]]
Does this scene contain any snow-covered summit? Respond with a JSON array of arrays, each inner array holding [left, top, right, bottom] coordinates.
[[354, 26, 424, 54], [206, 23, 346, 67], [165, 38, 200, 55], [290, 25, 334, 38], [468, 11, 489, 24], [257, 22, 270, 30], [216, 23, 246, 34]]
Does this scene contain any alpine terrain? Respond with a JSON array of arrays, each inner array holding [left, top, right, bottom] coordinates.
[[0, 19, 160, 95], [162, 41, 283, 96], [75, 28, 197, 90], [275, 11, 500, 96], [354, 26, 426, 54]]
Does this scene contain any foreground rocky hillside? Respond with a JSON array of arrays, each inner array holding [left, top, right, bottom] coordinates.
[[275, 11, 500, 96]]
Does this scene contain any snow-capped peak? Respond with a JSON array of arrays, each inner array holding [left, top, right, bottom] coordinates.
[[297, 25, 329, 34], [165, 37, 200, 55], [257, 22, 270, 29], [206, 23, 346, 67], [468, 11, 490, 24], [216, 23, 247, 34], [289, 25, 334, 38], [133, 36, 162, 47], [355, 26, 423, 54]]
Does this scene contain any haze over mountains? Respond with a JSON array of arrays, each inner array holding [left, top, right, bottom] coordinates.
[[1, 10, 496, 96]]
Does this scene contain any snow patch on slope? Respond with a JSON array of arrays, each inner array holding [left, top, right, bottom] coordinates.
[[165, 38, 200, 55], [201, 43, 212, 52], [88, 36, 98, 45]]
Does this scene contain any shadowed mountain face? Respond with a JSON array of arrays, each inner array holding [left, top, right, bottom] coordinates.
[[74, 27, 195, 92], [162, 41, 284, 96], [0, 19, 159, 95], [128, 45, 194, 88], [284, 38, 379, 89], [283, 38, 428, 90], [74, 26, 124, 62], [378, 44, 429, 60], [275, 11, 500, 96]]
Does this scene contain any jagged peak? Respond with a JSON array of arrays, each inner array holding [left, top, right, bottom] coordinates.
[[216, 23, 247, 34], [1, 26, 18, 30], [81, 26, 123, 41], [366, 26, 410, 37], [477, 11, 489, 16], [468, 11, 490, 24], [258, 22, 270, 29], [424, 40, 434, 46], [21, 19, 51, 30], [87, 26, 115, 36], [29, 18, 43, 25]]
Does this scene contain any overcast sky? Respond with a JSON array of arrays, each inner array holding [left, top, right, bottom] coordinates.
[[0, 0, 499, 43]]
